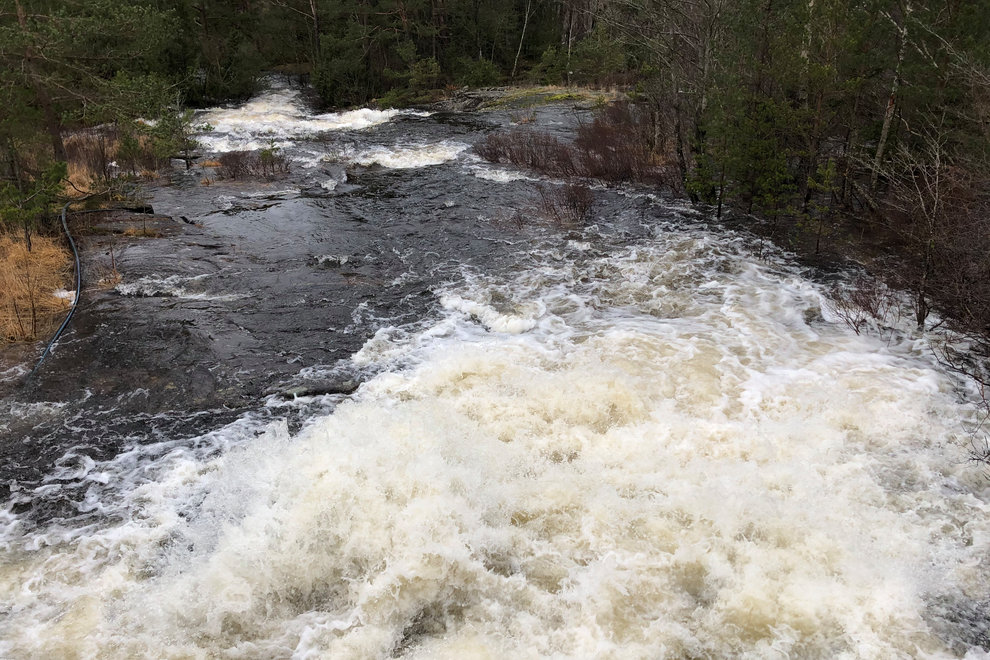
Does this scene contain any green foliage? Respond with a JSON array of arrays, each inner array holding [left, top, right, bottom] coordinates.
[[256, 140, 290, 179], [807, 159, 839, 216], [0, 161, 66, 238], [148, 109, 197, 162], [533, 46, 566, 85], [409, 58, 442, 91], [566, 27, 629, 86], [453, 57, 501, 87]]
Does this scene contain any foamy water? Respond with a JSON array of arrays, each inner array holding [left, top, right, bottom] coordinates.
[[468, 164, 536, 183], [3, 223, 988, 658], [194, 85, 463, 172], [116, 275, 247, 301], [195, 86, 421, 154], [348, 142, 469, 169]]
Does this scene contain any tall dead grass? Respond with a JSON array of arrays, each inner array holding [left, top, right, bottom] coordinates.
[[0, 235, 73, 343], [64, 127, 166, 191]]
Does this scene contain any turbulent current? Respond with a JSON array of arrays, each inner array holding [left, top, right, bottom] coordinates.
[[2, 82, 989, 659]]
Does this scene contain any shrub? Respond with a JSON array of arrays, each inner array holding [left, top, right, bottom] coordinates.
[[216, 144, 291, 180], [475, 102, 670, 186], [255, 143, 291, 179], [454, 57, 501, 87], [532, 46, 565, 85], [64, 112, 195, 186], [64, 129, 118, 185], [538, 184, 594, 226], [217, 151, 252, 179], [826, 277, 903, 336], [409, 57, 441, 92], [574, 103, 658, 183]]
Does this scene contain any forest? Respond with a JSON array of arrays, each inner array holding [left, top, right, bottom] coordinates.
[[2, 0, 990, 351]]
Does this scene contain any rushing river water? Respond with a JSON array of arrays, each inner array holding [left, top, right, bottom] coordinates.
[[2, 81, 989, 658]]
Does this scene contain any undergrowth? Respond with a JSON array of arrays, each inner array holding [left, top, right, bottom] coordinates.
[[214, 144, 291, 180], [476, 102, 674, 186], [0, 235, 72, 343]]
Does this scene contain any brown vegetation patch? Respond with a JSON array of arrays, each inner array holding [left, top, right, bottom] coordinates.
[[538, 184, 594, 226], [0, 235, 72, 343], [63, 127, 176, 191], [476, 102, 674, 186], [216, 149, 291, 180]]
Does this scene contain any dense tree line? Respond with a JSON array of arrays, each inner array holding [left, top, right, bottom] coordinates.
[[600, 0, 990, 334]]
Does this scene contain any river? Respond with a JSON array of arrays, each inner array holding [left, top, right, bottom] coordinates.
[[1, 80, 988, 658]]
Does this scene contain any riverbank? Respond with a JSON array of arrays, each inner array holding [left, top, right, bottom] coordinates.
[[429, 85, 627, 112]]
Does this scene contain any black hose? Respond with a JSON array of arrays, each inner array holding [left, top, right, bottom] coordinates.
[[26, 202, 82, 381]]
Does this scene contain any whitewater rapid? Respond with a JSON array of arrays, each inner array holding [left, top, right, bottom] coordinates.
[[2, 221, 989, 658], [193, 85, 458, 173], [2, 83, 989, 658]]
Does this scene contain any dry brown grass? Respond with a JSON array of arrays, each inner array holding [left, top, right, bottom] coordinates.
[[64, 130, 118, 190], [63, 128, 165, 191], [0, 235, 73, 343]]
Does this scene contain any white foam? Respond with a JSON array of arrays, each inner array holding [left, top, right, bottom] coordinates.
[[2, 226, 988, 658], [468, 165, 535, 182], [115, 275, 246, 301], [439, 292, 540, 334], [349, 142, 469, 169], [242, 188, 300, 199], [195, 87, 419, 154]]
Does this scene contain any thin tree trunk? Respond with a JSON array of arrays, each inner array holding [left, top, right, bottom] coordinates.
[[917, 242, 931, 328], [309, 0, 321, 62], [871, 1, 911, 191], [799, 0, 815, 108], [474, 0, 482, 59], [565, 8, 574, 84], [511, 0, 533, 80], [716, 161, 726, 218]]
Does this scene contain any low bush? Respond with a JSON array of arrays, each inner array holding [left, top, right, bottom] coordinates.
[[826, 276, 904, 336], [64, 129, 118, 185], [216, 145, 291, 180], [255, 144, 291, 179], [217, 151, 252, 179], [538, 183, 594, 226], [454, 57, 501, 87], [64, 112, 197, 188]]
